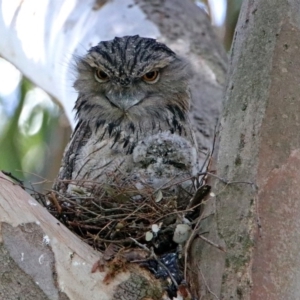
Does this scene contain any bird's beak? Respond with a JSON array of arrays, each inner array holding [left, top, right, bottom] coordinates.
[[106, 94, 143, 111]]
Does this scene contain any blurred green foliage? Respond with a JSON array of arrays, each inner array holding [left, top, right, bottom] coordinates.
[[0, 78, 29, 178], [0, 77, 61, 184], [224, 0, 243, 51]]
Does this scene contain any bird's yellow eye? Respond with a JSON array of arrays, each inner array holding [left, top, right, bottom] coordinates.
[[94, 69, 109, 82], [142, 70, 159, 83]]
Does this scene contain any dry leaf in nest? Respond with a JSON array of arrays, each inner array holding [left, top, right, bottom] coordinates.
[[91, 259, 105, 273], [120, 248, 149, 262], [177, 283, 192, 299], [103, 256, 128, 284], [103, 243, 121, 261]]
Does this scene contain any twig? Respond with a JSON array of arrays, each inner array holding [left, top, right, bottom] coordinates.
[[86, 234, 132, 244], [198, 171, 256, 188], [50, 190, 100, 216], [121, 203, 148, 222], [198, 235, 226, 252], [30, 179, 49, 185], [17, 170, 49, 181], [48, 191, 62, 214], [198, 264, 220, 300], [129, 237, 178, 288], [1, 171, 24, 188], [152, 174, 189, 194], [211, 120, 219, 157], [184, 212, 203, 280], [153, 201, 203, 223]]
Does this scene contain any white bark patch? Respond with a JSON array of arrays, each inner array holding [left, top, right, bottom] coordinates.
[[43, 234, 50, 245]]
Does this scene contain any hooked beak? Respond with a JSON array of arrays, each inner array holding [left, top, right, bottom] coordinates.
[[106, 94, 143, 111]]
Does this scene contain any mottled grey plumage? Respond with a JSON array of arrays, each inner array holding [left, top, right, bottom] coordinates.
[[54, 35, 199, 195]]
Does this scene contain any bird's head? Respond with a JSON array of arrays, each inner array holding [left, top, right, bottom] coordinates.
[[74, 35, 192, 128]]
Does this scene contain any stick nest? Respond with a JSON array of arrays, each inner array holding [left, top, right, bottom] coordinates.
[[46, 174, 208, 254]]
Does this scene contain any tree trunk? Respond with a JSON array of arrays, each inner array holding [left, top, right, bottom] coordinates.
[[195, 0, 300, 299]]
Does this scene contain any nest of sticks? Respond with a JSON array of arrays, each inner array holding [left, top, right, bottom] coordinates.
[[46, 173, 210, 254], [45, 172, 212, 298]]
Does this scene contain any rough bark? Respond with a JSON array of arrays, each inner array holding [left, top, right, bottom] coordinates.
[[195, 0, 300, 299]]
